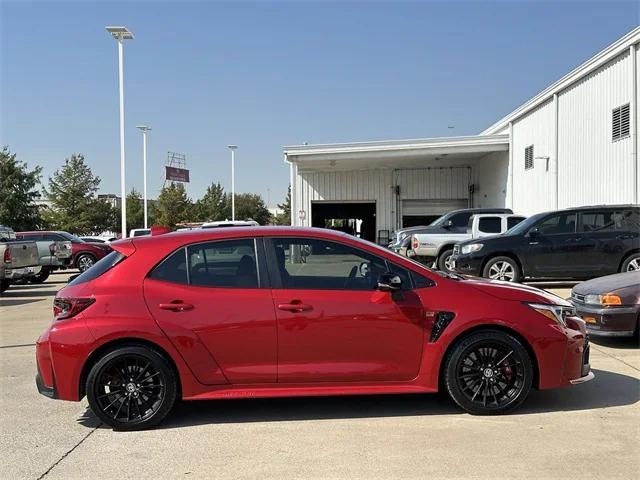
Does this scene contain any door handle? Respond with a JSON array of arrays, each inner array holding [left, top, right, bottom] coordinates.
[[159, 301, 194, 312], [277, 301, 312, 312]]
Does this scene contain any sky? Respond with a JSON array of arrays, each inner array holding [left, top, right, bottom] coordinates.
[[1, 0, 639, 208]]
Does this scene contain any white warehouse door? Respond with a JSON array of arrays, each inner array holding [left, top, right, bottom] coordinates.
[[402, 199, 469, 216]]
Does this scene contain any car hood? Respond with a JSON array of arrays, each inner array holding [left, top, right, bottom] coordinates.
[[464, 276, 571, 306], [573, 271, 640, 296]]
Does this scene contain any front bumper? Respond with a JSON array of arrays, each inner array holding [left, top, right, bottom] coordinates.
[[449, 253, 484, 276], [572, 303, 639, 338]]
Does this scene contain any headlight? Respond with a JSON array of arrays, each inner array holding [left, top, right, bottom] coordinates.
[[527, 303, 575, 327], [584, 293, 622, 306], [461, 243, 483, 254]]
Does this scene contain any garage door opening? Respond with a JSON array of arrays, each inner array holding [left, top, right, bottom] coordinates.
[[311, 202, 376, 242]]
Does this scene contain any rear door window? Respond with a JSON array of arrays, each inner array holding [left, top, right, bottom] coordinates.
[[507, 216, 526, 229], [149, 248, 188, 285], [187, 239, 259, 288], [580, 209, 640, 232], [477, 217, 502, 234]]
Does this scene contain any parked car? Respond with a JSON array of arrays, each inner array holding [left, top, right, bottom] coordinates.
[[17, 231, 112, 273], [13, 231, 73, 283], [1, 226, 40, 293], [129, 229, 151, 238], [570, 271, 639, 338], [201, 220, 259, 228], [36, 226, 592, 430], [450, 205, 640, 283], [410, 213, 526, 270], [80, 236, 118, 243]]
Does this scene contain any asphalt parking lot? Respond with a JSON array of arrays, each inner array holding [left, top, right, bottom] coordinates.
[[1, 272, 638, 480]]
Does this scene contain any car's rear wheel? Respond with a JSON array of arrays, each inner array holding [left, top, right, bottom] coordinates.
[[29, 267, 50, 284], [86, 345, 177, 431], [437, 248, 455, 272], [444, 330, 533, 415], [482, 256, 521, 283], [76, 253, 96, 272], [621, 253, 640, 272]]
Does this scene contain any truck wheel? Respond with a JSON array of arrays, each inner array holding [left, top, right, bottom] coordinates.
[[437, 248, 455, 272], [0, 279, 10, 293], [29, 267, 51, 284], [482, 256, 521, 283]]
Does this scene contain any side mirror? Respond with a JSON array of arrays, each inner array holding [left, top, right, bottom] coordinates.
[[443, 220, 454, 229], [377, 273, 402, 292], [529, 227, 540, 238]]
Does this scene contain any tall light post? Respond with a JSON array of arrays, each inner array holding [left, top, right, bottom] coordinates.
[[227, 145, 237, 220], [106, 26, 134, 238], [136, 125, 151, 229]]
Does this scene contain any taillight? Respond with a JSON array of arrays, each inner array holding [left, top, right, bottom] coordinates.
[[3, 248, 11, 263], [53, 297, 95, 320], [411, 237, 419, 250]]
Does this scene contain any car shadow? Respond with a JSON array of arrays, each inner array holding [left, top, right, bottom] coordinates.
[[0, 298, 41, 307], [1, 289, 59, 298], [76, 368, 638, 431], [590, 336, 639, 349]]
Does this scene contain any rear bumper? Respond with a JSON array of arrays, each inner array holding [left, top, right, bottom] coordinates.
[[3, 266, 40, 280]]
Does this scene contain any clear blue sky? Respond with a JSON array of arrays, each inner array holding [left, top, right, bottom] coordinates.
[[2, 1, 638, 207]]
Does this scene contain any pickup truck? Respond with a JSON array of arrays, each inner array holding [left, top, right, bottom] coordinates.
[[409, 213, 526, 271], [13, 231, 73, 283], [0, 225, 40, 293]]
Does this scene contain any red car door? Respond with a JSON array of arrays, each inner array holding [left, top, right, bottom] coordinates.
[[143, 238, 277, 385], [267, 237, 425, 383]]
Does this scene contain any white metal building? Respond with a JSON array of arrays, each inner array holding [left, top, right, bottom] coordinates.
[[284, 27, 640, 243]]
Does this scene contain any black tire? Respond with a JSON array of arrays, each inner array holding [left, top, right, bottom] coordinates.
[[482, 256, 521, 283], [620, 252, 640, 272], [444, 330, 533, 415], [75, 253, 96, 273], [86, 345, 177, 431], [0, 279, 10, 293], [437, 248, 454, 272], [29, 267, 51, 284]]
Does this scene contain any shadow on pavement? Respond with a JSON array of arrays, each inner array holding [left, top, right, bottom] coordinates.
[[0, 299, 41, 308], [590, 336, 639, 349], [1, 289, 59, 298], [76, 368, 638, 431]]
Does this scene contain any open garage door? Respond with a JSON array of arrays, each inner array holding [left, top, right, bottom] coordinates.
[[402, 199, 468, 228], [311, 202, 376, 242]]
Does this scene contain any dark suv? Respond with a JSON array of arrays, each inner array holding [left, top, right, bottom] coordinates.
[[450, 205, 640, 282]]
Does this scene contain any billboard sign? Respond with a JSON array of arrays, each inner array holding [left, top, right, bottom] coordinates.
[[165, 166, 190, 183]]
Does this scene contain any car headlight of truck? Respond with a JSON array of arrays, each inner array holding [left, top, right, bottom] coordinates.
[[461, 243, 483, 254], [527, 303, 575, 327]]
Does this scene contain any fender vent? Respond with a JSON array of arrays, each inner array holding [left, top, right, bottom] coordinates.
[[430, 311, 455, 342]]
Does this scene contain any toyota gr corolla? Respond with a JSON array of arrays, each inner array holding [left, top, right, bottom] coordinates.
[[36, 227, 592, 430]]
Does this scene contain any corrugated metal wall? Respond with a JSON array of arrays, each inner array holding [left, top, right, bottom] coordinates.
[[511, 98, 557, 215], [558, 50, 634, 207], [394, 167, 470, 200]]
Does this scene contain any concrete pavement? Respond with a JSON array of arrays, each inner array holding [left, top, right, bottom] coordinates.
[[0, 272, 638, 479]]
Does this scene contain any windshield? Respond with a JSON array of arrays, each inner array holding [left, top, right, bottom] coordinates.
[[504, 213, 545, 235], [428, 213, 449, 227], [58, 232, 85, 243]]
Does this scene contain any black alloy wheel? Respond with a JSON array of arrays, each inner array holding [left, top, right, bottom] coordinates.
[[444, 330, 533, 415], [86, 345, 177, 430]]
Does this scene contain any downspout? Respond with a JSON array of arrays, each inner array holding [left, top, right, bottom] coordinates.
[[632, 44, 638, 204], [553, 93, 559, 210], [508, 122, 514, 209]]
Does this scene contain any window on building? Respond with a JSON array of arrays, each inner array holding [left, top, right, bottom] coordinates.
[[612, 104, 630, 141], [525, 145, 534, 170]]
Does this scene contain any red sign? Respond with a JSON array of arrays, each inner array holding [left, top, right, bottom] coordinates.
[[165, 166, 190, 183]]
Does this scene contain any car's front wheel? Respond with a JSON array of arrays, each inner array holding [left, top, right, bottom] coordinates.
[[444, 330, 533, 415], [621, 252, 640, 272], [482, 256, 521, 282], [76, 253, 96, 272], [86, 345, 177, 431], [437, 248, 455, 272]]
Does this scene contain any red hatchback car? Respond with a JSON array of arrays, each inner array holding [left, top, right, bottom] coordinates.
[[36, 227, 592, 430]]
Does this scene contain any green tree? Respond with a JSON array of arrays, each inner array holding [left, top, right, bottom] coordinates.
[[234, 193, 270, 225], [155, 183, 192, 229], [193, 182, 230, 222], [43, 153, 117, 234], [125, 188, 144, 232], [274, 186, 291, 225], [0, 146, 44, 230]]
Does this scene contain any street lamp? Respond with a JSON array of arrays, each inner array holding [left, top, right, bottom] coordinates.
[[106, 26, 134, 238], [136, 125, 152, 229], [227, 145, 237, 220]]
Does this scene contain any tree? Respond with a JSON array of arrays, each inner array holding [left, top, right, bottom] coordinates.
[[193, 182, 230, 222], [43, 153, 117, 234], [155, 183, 192, 229], [0, 146, 44, 230], [274, 186, 291, 225], [234, 193, 270, 225], [125, 188, 144, 232]]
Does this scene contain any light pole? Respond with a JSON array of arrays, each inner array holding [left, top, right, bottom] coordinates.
[[227, 145, 237, 220], [136, 125, 151, 229], [106, 26, 134, 238]]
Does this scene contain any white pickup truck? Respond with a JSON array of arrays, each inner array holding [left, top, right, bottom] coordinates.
[[0, 226, 40, 294], [409, 213, 526, 271]]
